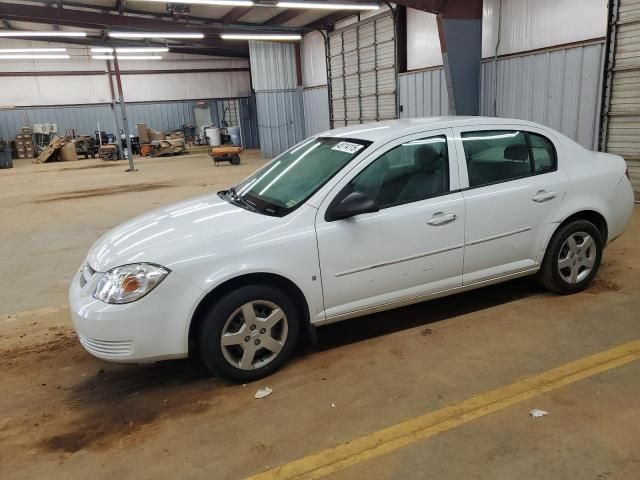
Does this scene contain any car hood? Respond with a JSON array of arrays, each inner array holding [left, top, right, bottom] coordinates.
[[87, 193, 272, 272]]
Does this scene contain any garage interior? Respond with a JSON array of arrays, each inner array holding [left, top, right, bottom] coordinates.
[[1, 0, 639, 479]]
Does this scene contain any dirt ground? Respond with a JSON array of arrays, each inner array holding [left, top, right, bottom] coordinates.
[[1, 152, 639, 479]]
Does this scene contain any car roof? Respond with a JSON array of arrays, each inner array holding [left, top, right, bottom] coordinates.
[[320, 116, 550, 142]]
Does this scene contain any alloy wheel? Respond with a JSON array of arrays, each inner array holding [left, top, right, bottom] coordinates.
[[220, 300, 288, 370], [557, 231, 597, 284]]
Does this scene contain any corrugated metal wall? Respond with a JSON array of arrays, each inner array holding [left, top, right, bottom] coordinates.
[[0, 97, 260, 149], [398, 42, 604, 150], [249, 40, 303, 158], [0, 104, 117, 141], [481, 41, 605, 149], [398, 68, 450, 118], [303, 86, 331, 136], [249, 41, 298, 92], [255, 89, 305, 159]]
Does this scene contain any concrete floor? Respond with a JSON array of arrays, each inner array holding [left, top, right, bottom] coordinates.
[[1, 152, 639, 479]]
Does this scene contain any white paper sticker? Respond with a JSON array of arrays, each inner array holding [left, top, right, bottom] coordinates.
[[331, 141, 364, 154]]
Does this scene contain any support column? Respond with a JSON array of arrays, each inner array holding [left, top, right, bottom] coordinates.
[[436, 0, 483, 115], [112, 53, 135, 172]]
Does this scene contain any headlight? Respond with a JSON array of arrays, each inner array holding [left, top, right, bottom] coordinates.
[[93, 263, 169, 304]]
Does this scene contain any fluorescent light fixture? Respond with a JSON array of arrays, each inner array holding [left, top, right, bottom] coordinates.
[[276, 1, 380, 9], [0, 47, 67, 53], [109, 32, 204, 39], [220, 33, 302, 41], [0, 54, 71, 59], [0, 31, 87, 37], [92, 55, 163, 60], [138, 0, 252, 4], [91, 47, 169, 53]]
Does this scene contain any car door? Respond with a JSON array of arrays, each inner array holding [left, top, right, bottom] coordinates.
[[453, 126, 568, 285], [315, 129, 465, 321]]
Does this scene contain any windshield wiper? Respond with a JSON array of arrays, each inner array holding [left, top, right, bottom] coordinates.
[[226, 186, 259, 213]]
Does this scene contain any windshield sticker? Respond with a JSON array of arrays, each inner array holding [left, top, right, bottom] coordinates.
[[331, 142, 364, 154]]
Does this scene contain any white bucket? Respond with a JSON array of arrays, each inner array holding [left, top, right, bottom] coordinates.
[[205, 127, 221, 146]]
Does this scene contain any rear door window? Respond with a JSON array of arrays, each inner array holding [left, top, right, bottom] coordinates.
[[461, 130, 557, 188]]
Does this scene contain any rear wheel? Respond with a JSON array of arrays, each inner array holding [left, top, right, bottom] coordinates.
[[537, 220, 602, 294], [198, 285, 300, 382]]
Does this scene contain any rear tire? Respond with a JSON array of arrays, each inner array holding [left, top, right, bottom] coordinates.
[[198, 285, 300, 382], [536, 219, 603, 294]]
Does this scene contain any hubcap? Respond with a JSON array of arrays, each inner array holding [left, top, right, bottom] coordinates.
[[557, 231, 596, 284], [220, 300, 288, 370]]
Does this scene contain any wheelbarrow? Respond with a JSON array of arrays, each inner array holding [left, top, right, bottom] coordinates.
[[209, 145, 242, 166]]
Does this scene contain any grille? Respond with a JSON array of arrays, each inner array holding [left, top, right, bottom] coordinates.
[[78, 263, 96, 288], [78, 333, 133, 357]]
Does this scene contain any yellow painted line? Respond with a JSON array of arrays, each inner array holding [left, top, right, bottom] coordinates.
[[246, 339, 640, 480]]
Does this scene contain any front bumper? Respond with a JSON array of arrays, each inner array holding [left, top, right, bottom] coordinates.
[[69, 265, 204, 363]]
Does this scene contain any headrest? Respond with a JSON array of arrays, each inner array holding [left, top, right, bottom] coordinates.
[[504, 144, 529, 162], [414, 145, 441, 171]]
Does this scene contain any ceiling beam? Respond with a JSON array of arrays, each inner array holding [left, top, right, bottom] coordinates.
[[7, 34, 249, 57], [304, 11, 353, 30], [0, 3, 297, 36], [11, 1, 303, 32], [221, 6, 252, 24], [389, 1, 445, 14], [262, 9, 303, 27]]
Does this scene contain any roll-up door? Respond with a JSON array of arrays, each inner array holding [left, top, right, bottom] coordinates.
[[601, 0, 640, 198], [328, 12, 397, 128]]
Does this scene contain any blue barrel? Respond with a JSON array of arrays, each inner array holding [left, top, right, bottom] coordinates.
[[0, 146, 13, 169]]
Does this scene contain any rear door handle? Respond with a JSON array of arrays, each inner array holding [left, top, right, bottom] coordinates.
[[532, 190, 557, 203], [427, 212, 457, 226]]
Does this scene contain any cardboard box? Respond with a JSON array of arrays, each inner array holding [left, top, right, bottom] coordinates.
[[21, 127, 31, 134], [16, 134, 23, 140], [24, 139, 32, 145], [60, 142, 78, 161], [18, 153, 27, 159], [16, 145, 25, 152]]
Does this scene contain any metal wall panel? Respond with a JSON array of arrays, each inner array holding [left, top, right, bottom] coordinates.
[[302, 86, 331, 136], [482, 0, 607, 58], [0, 104, 117, 141], [398, 43, 604, 152], [301, 31, 328, 87], [602, 0, 640, 198], [398, 67, 450, 117], [480, 42, 605, 150], [0, 97, 260, 149], [255, 89, 305, 158], [249, 40, 298, 92], [328, 12, 397, 127]]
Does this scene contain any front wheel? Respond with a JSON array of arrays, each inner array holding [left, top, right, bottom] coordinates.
[[198, 285, 300, 382], [537, 219, 603, 294]]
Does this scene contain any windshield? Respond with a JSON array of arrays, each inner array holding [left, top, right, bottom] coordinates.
[[221, 137, 371, 216]]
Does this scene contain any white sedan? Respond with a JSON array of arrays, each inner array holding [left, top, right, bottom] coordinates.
[[69, 117, 634, 381]]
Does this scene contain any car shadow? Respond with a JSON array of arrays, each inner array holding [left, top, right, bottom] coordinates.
[[308, 276, 544, 352]]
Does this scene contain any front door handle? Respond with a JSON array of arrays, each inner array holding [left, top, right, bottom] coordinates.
[[532, 190, 557, 203], [427, 212, 457, 226]]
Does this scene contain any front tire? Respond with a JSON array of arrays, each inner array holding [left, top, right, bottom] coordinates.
[[537, 219, 603, 294], [198, 285, 300, 382]]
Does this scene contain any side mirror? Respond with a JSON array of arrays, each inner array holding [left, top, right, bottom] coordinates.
[[326, 191, 379, 221]]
